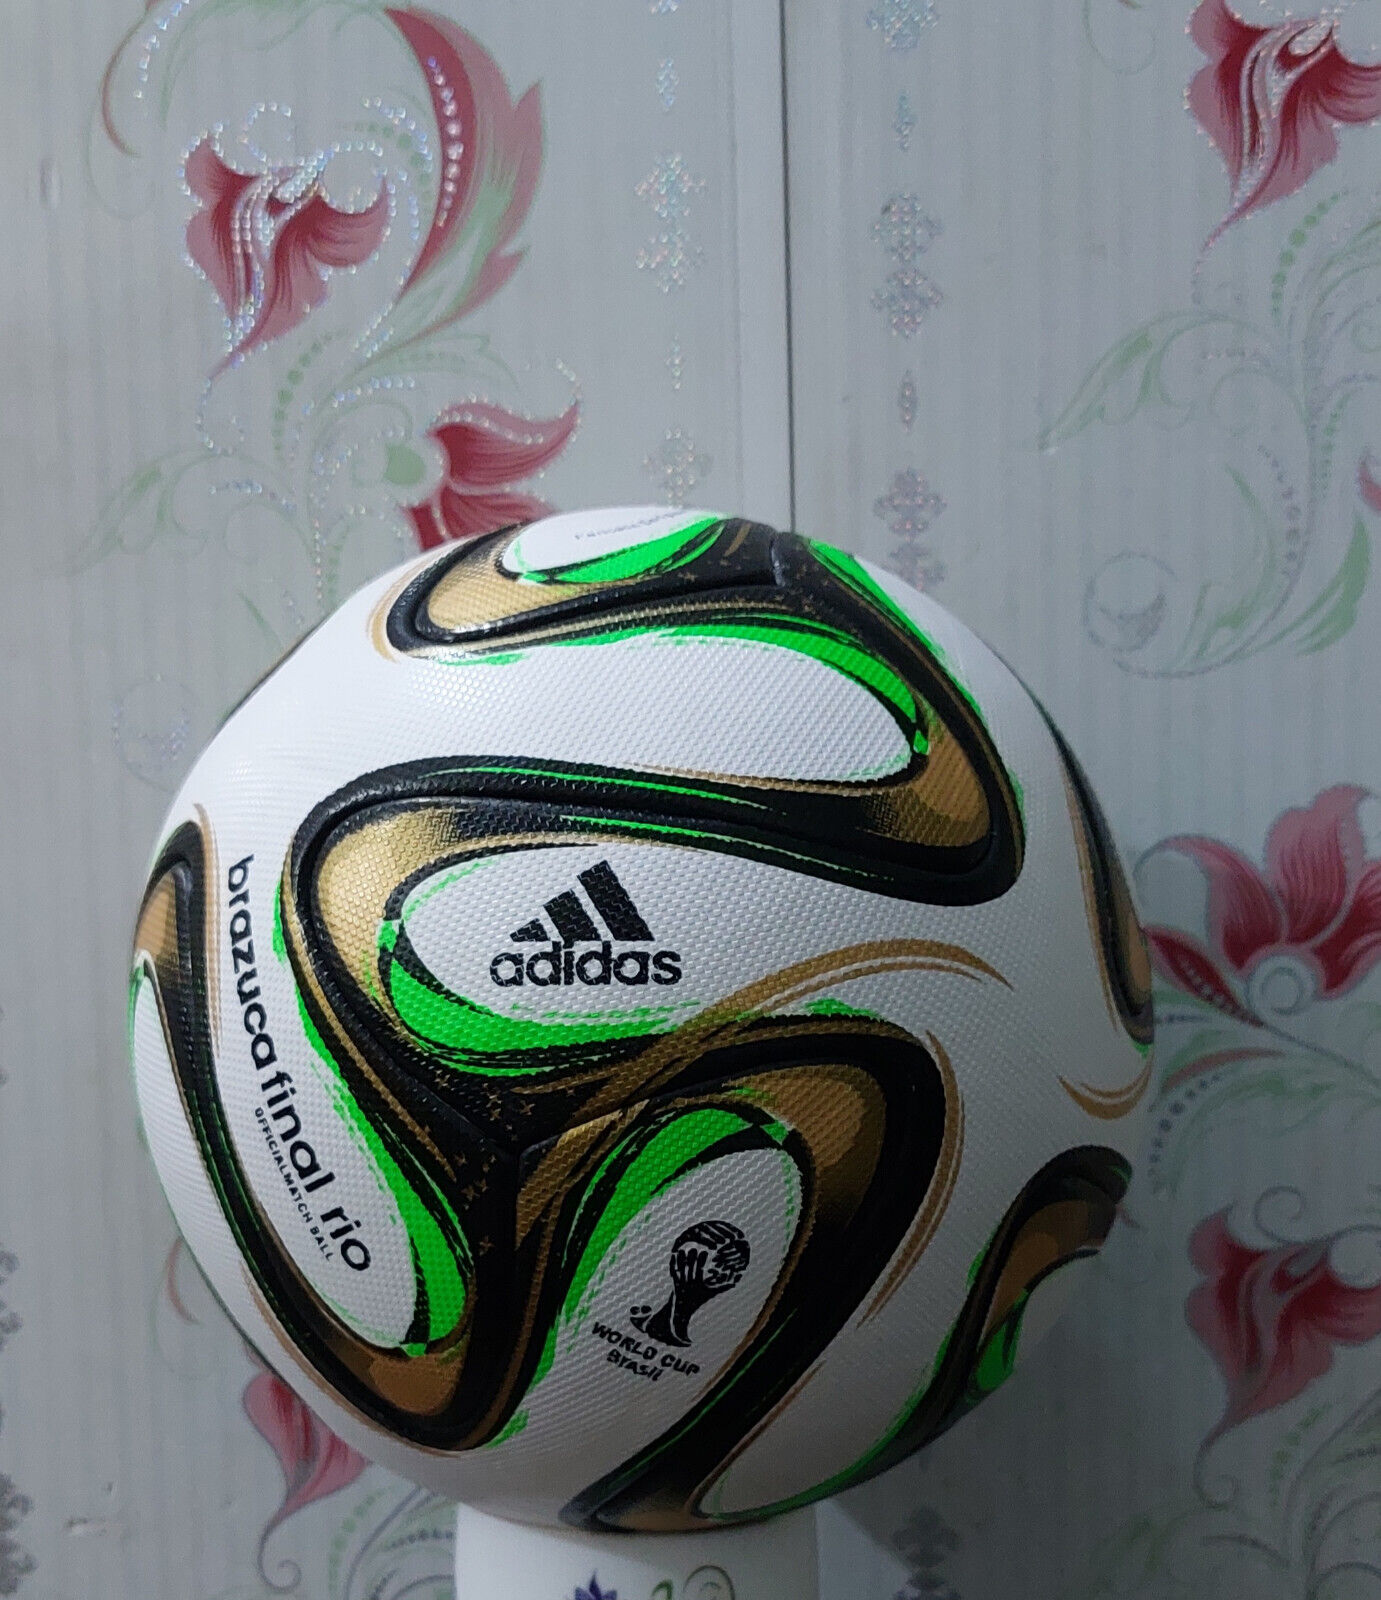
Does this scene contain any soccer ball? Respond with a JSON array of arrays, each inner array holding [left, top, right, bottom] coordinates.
[[129, 506, 1152, 1532]]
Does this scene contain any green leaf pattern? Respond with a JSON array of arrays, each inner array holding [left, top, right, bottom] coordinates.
[[1048, 195, 1381, 675]]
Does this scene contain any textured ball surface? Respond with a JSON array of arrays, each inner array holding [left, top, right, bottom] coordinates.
[[129, 506, 1153, 1530]]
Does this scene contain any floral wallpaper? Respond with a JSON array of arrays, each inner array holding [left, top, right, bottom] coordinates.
[[157, 1238, 455, 1598], [92, 1, 578, 623], [0, 1253, 31, 1596], [1050, 0, 1381, 680], [1145, 789, 1381, 1431], [4, 0, 1381, 1596], [1048, 784, 1381, 1599]]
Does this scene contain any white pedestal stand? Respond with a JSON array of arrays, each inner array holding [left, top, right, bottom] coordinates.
[[454, 1502, 819, 1600]]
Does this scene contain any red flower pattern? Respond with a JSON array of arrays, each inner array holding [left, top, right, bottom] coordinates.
[[387, 7, 542, 340], [1188, 1211, 1381, 1440], [1145, 786, 1381, 1016], [404, 399, 579, 547], [242, 1366, 367, 1588], [176, 12, 577, 549], [1189, 0, 1381, 246], [185, 140, 389, 369]]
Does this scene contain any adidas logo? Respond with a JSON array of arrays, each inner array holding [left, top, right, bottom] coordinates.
[[489, 860, 682, 988]]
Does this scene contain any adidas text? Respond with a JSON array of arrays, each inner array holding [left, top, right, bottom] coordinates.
[[490, 941, 682, 987]]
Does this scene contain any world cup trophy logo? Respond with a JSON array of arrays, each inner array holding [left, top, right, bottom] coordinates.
[[630, 1221, 751, 1348]]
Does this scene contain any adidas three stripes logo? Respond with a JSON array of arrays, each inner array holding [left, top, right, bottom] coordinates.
[[490, 860, 682, 989], [508, 860, 655, 946]]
